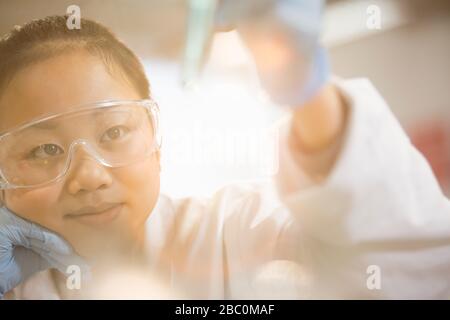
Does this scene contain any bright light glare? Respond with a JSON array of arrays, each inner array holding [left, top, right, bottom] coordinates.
[[145, 31, 287, 198]]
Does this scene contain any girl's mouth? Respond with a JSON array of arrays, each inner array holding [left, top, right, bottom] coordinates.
[[65, 203, 123, 227]]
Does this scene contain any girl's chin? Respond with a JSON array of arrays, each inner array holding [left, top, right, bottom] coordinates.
[[69, 230, 144, 264]]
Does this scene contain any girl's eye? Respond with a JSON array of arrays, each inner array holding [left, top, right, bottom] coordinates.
[[29, 144, 64, 159], [101, 125, 130, 142]]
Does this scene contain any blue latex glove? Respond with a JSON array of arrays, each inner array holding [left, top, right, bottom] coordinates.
[[0, 206, 89, 298], [216, 0, 329, 106]]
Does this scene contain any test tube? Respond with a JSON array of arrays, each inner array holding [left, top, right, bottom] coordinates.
[[182, 0, 217, 88]]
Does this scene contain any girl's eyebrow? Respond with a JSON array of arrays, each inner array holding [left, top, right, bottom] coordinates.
[[24, 105, 132, 132]]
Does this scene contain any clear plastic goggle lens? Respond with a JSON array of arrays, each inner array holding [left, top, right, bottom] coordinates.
[[0, 100, 161, 189]]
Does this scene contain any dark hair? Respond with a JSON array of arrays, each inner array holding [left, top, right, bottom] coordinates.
[[0, 15, 150, 98]]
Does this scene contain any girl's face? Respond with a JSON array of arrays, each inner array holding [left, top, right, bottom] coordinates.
[[0, 52, 161, 261]]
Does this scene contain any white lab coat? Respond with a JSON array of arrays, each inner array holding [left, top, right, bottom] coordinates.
[[9, 78, 450, 299]]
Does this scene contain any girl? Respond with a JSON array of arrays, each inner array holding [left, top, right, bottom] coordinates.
[[0, 14, 449, 299]]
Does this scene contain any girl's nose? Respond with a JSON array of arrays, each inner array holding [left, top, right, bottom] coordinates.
[[65, 145, 113, 195]]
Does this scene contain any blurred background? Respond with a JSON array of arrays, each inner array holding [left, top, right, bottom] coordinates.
[[0, 0, 449, 197]]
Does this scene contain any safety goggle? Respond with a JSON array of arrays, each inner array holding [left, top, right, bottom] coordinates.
[[0, 99, 161, 189]]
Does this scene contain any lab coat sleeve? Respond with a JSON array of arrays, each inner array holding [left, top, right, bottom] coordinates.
[[277, 78, 450, 299], [159, 78, 449, 299]]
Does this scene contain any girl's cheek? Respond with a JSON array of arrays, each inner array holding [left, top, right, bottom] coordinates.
[[115, 152, 159, 190], [4, 183, 64, 228], [116, 156, 160, 224]]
